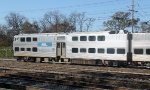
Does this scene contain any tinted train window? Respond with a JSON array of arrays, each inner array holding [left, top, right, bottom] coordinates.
[[80, 48, 86, 53], [146, 49, 150, 55], [57, 43, 60, 48], [97, 36, 105, 41], [98, 48, 104, 53], [62, 43, 66, 48], [20, 37, 25, 42], [32, 47, 37, 52], [88, 48, 96, 53], [26, 37, 31, 42], [57, 36, 65, 40], [27, 48, 31, 51], [33, 37, 37, 41], [89, 36, 96, 41], [14, 38, 16, 41], [72, 36, 78, 41], [107, 48, 115, 54], [21, 48, 25, 51], [134, 49, 143, 54], [15, 47, 19, 51], [117, 48, 125, 54], [72, 48, 78, 53], [80, 36, 87, 41]]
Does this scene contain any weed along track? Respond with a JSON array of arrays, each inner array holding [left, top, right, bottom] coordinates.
[[0, 60, 149, 89]]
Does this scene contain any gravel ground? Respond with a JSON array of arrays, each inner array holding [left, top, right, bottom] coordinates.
[[0, 60, 149, 90]]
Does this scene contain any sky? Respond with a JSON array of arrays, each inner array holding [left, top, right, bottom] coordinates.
[[0, 0, 150, 31]]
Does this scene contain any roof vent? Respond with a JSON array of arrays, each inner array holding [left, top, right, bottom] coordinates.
[[118, 30, 124, 34]]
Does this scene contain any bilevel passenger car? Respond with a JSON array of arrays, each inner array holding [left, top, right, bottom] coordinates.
[[13, 31, 150, 66]]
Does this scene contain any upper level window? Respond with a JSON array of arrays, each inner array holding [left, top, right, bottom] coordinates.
[[80, 48, 86, 53], [97, 36, 105, 41], [72, 36, 78, 41], [57, 43, 60, 48], [89, 36, 96, 41], [72, 48, 78, 53], [117, 48, 125, 54], [57, 36, 65, 40], [62, 43, 66, 48], [14, 38, 16, 41], [146, 49, 150, 55], [14, 38, 19, 41], [15, 47, 19, 51], [33, 37, 37, 41], [134, 49, 143, 54], [26, 37, 31, 42], [80, 36, 87, 41], [20, 37, 25, 42], [88, 48, 96, 53], [107, 48, 115, 54], [98, 48, 105, 53]]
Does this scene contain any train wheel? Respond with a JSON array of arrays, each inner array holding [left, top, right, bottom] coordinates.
[[23, 57, 28, 62]]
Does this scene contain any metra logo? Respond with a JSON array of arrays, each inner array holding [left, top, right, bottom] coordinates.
[[38, 42, 52, 47]]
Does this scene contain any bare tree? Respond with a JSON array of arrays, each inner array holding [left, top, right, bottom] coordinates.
[[5, 12, 27, 34], [68, 12, 79, 32], [32, 21, 41, 33], [41, 10, 65, 32], [21, 20, 40, 34], [85, 18, 95, 32], [0, 25, 7, 35], [40, 20, 48, 32], [77, 12, 87, 32]]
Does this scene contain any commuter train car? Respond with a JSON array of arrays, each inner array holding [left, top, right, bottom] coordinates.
[[13, 31, 150, 66], [132, 33, 150, 66], [66, 31, 128, 66], [13, 33, 58, 62]]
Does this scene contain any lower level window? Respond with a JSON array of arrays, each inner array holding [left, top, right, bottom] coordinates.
[[72, 48, 78, 53], [146, 49, 150, 55], [27, 48, 31, 51], [32, 47, 37, 52], [117, 48, 125, 54], [88, 48, 95, 53], [15, 47, 19, 51], [134, 49, 143, 54], [98, 48, 104, 53], [107, 48, 115, 54], [21, 48, 25, 51], [80, 48, 86, 53]]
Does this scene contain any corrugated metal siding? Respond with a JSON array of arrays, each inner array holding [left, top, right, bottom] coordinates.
[[132, 33, 150, 62]]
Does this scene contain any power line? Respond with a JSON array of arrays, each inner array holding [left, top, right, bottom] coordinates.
[[137, 2, 149, 17], [0, 0, 116, 14]]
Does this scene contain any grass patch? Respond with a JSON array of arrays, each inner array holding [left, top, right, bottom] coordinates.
[[0, 47, 13, 58]]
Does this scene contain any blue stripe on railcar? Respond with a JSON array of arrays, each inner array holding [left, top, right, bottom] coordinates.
[[37, 42, 52, 47]]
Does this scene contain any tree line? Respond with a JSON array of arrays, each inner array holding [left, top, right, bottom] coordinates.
[[0, 10, 150, 47]]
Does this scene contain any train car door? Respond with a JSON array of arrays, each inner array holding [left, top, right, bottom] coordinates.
[[56, 42, 66, 57]]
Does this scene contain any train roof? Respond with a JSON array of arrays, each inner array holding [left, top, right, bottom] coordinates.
[[14, 30, 150, 37], [14, 31, 111, 37]]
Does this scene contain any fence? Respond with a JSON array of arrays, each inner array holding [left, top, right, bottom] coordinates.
[[0, 47, 14, 58]]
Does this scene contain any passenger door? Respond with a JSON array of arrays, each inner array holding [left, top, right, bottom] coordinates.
[[56, 42, 66, 57]]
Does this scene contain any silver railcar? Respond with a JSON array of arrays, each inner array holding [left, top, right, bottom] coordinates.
[[13, 31, 150, 66]]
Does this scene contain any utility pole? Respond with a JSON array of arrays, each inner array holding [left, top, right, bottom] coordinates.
[[131, 0, 134, 33]]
